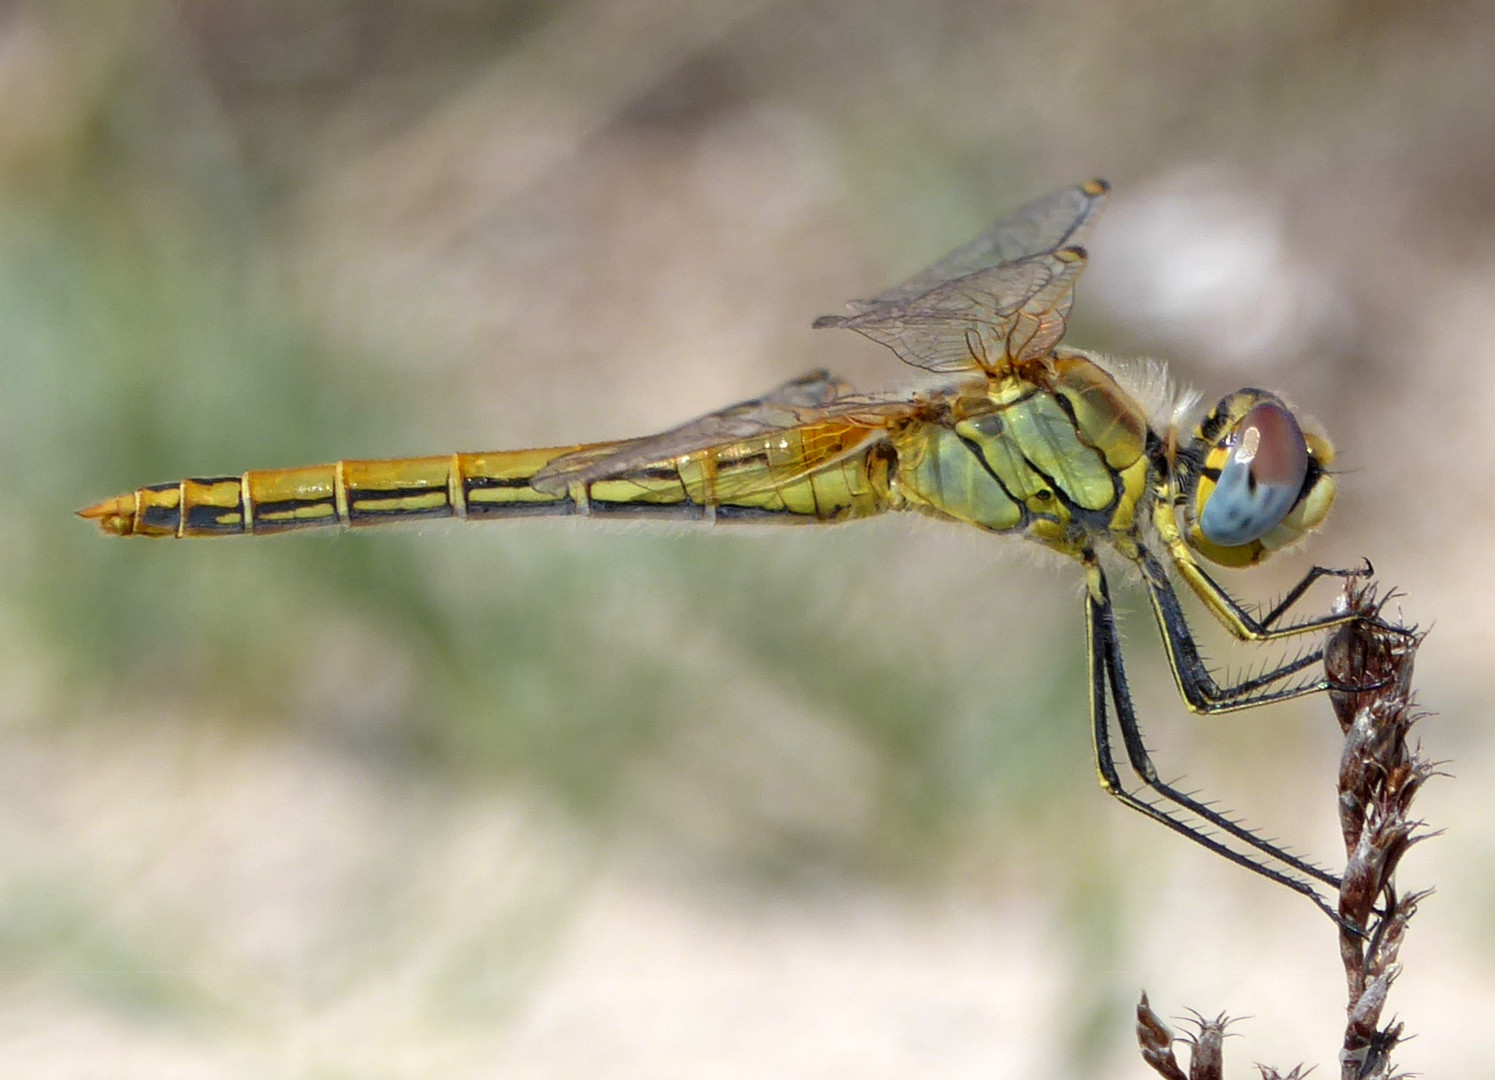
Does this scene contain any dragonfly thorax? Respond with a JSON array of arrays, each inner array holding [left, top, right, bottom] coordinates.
[[883, 351, 1154, 559]]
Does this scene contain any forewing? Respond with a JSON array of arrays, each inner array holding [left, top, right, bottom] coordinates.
[[814, 180, 1107, 374], [530, 370, 914, 496], [814, 245, 1089, 374], [860, 178, 1107, 306]]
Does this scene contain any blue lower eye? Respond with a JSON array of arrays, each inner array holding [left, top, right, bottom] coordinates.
[[1198, 400, 1309, 548], [1200, 460, 1300, 546]]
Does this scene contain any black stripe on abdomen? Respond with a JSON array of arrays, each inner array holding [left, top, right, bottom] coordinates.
[[345, 487, 453, 525], [137, 482, 181, 533]]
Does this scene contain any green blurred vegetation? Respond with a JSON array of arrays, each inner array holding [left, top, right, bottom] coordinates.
[[1, 0, 1095, 882]]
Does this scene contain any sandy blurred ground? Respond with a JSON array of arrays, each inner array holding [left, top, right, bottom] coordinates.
[[1, 1, 1493, 1076]]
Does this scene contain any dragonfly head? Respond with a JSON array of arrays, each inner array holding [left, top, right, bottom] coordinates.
[[1180, 389, 1336, 568]]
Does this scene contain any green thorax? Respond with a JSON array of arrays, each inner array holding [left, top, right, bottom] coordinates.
[[890, 351, 1152, 557]]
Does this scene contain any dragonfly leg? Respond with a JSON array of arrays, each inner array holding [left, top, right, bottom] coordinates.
[[1256, 559, 1372, 628], [1137, 548, 1405, 712], [1154, 499, 1375, 641], [1083, 556, 1342, 914], [1140, 548, 1331, 713]]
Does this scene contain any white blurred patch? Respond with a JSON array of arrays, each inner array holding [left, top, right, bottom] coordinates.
[[1087, 169, 1352, 375]]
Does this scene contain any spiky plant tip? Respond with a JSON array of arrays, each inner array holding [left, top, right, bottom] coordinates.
[[1135, 992, 1193, 1080], [1136, 576, 1434, 1080], [1327, 578, 1429, 1080]]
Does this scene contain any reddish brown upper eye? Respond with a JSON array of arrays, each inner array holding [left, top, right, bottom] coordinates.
[[1199, 401, 1309, 547], [1239, 402, 1308, 487]]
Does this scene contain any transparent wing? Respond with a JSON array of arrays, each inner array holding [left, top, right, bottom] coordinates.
[[815, 247, 1088, 374], [814, 179, 1107, 374], [861, 178, 1108, 306], [530, 369, 923, 497]]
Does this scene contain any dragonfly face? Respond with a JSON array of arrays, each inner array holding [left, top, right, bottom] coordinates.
[[80, 180, 1368, 922], [1175, 389, 1337, 569]]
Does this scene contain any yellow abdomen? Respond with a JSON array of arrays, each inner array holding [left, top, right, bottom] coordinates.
[[80, 420, 894, 538]]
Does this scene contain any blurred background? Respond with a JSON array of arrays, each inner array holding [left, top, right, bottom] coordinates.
[[1, 1, 1491, 1076]]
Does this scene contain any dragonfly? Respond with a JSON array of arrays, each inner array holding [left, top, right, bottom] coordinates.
[[81, 179, 1366, 920]]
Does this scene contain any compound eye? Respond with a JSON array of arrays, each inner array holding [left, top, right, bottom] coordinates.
[[1198, 401, 1309, 547]]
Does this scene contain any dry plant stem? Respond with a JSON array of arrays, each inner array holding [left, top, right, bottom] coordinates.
[[1136, 993, 1190, 1080], [1325, 581, 1430, 1080], [1135, 994, 1227, 1080], [1138, 579, 1430, 1080]]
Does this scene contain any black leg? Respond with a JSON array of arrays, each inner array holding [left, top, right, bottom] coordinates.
[[1140, 548, 1331, 712], [1083, 555, 1341, 920], [1138, 549, 1401, 712]]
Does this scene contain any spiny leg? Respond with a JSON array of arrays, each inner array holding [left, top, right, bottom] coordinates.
[[1138, 549, 1392, 712], [1141, 548, 1330, 712], [1257, 560, 1373, 628], [1171, 549, 1371, 643], [1083, 555, 1341, 917], [1100, 601, 1340, 891], [1215, 555, 1417, 657]]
